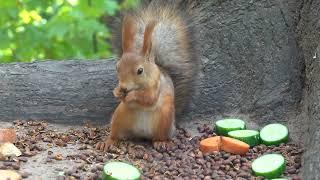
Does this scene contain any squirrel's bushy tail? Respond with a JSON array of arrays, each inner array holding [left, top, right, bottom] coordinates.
[[111, 0, 200, 116]]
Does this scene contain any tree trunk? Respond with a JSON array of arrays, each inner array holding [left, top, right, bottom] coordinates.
[[0, 60, 118, 124], [297, 0, 320, 178]]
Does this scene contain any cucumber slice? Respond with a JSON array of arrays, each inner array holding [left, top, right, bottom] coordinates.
[[102, 161, 141, 180], [215, 119, 246, 136], [252, 154, 285, 179], [228, 130, 260, 147], [260, 124, 288, 146]]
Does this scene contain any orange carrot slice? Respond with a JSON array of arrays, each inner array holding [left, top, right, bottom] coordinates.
[[221, 136, 249, 155], [200, 136, 221, 153], [0, 129, 16, 143]]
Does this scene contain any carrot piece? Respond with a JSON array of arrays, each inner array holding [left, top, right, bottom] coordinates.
[[0, 129, 16, 143], [220, 136, 249, 155], [200, 136, 221, 153]]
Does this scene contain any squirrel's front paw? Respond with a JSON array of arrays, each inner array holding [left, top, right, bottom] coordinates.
[[124, 91, 136, 103], [95, 138, 115, 152], [113, 87, 125, 99]]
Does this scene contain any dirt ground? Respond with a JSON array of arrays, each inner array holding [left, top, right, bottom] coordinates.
[[0, 119, 303, 180], [1, 121, 95, 179], [0, 120, 206, 179]]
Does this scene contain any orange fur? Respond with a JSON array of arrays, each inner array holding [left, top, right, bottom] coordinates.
[[96, 102, 136, 151], [126, 86, 159, 106], [111, 1, 200, 115], [96, 14, 178, 152], [141, 20, 157, 57], [109, 103, 135, 139], [122, 16, 136, 53], [153, 95, 175, 141]]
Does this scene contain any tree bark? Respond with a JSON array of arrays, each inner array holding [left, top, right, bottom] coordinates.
[[297, 0, 320, 178], [0, 60, 118, 124]]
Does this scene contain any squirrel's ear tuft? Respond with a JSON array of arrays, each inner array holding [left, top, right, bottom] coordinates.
[[122, 16, 137, 53], [141, 20, 157, 60]]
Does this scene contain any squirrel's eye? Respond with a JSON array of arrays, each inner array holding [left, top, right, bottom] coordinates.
[[137, 67, 144, 75]]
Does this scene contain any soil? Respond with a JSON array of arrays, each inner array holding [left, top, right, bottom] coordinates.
[[0, 121, 303, 180]]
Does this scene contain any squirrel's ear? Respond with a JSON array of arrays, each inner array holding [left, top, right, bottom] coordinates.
[[141, 20, 157, 60], [122, 16, 137, 53]]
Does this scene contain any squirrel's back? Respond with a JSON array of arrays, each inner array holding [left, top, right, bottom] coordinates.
[[112, 0, 200, 116]]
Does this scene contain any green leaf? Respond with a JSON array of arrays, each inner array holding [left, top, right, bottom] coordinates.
[[0, 29, 11, 49], [120, 0, 140, 9], [0, 0, 139, 63], [0, 1, 17, 8], [105, 0, 119, 16]]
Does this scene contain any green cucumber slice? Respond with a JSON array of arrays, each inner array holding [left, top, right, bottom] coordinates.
[[228, 130, 260, 147], [252, 154, 285, 179], [102, 161, 141, 180], [260, 124, 288, 146], [215, 119, 246, 136]]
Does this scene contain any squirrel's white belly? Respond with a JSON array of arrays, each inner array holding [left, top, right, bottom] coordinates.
[[132, 111, 154, 138], [131, 93, 165, 138]]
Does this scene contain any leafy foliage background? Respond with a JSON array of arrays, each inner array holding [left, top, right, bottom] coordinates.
[[0, 0, 139, 63]]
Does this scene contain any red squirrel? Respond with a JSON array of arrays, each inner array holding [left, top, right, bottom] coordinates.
[[96, 1, 199, 151]]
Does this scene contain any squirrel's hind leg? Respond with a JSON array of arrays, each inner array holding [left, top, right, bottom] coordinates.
[[152, 95, 175, 151]]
